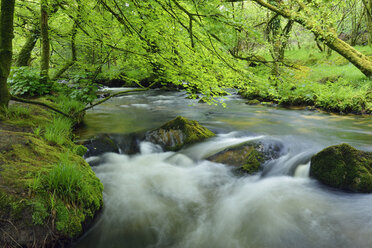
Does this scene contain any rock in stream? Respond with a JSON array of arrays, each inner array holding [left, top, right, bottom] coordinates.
[[310, 143, 372, 193]]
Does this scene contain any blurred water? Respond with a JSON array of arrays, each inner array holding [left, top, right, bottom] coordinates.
[[74, 89, 372, 248]]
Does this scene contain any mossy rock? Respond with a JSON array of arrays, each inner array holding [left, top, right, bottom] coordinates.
[[145, 116, 215, 151], [246, 99, 260, 105], [0, 131, 103, 246], [310, 144, 372, 193], [207, 140, 284, 174]]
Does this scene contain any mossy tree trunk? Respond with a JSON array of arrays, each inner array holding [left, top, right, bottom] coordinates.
[[250, 0, 372, 78], [16, 25, 40, 67], [0, 0, 16, 109], [51, 19, 78, 80], [40, 0, 50, 83], [363, 0, 372, 46]]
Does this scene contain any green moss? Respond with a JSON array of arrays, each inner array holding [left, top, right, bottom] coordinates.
[[310, 143, 372, 192], [246, 99, 260, 105], [241, 148, 263, 174], [0, 190, 27, 220], [0, 103, 53, 128], [161, 116, 215, 146], [208, 143, 266, 174], [73, 145, 88, 156], [55, 200, 85, 237], [31, 198, 49, 225], [0, 101, 103, 244]]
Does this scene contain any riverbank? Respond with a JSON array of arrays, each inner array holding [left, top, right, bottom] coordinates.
[[238, 46, 372, 115], [0, 99, 103, 247]]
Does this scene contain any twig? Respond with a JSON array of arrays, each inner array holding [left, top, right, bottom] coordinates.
[[0, 228, 23, 248]]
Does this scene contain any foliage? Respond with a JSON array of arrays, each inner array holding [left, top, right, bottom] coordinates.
[[44, 117, 72, 145], [52, 79, 99, 105], [2, 104, 32, 119], [43, 156, 83, 203], [8, 67, 51, 96], [240, 46, 372, 114]]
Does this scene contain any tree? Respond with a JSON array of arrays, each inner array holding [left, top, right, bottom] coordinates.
[[362, 0, 372, 46], [252, 0, 372, 78], [228, 0, 372, 78], [40, 0, 50, 83], [16, 24, 40, 67], [0, 0, 16, 109]]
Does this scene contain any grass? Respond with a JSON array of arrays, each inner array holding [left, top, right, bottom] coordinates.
[[241, 45, 372, 114], [43, 156, 83, 203], [44, 117, 72, 145], [2, 104, 32, 119]]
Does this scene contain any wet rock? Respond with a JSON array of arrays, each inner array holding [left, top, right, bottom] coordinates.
[[113, 132, 144, 155], [83, 134, 119, 157], [145, 116, 215, 151], [310, 144, 372, 193], [246, 99, 260, 105], [83, 133, 144, 157], [207, 140, 284, 174]]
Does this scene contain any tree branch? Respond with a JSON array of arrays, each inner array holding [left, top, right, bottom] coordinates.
[[80, 88, 149, 112], [10, 95, 71, 118]]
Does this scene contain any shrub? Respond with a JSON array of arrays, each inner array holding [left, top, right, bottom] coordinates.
[[8, 67, 51, 96]]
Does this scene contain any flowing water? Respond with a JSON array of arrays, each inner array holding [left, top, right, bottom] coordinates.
[[75, 88, 372, 248]]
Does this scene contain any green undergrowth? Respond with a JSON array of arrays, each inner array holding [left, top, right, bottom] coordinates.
[[0, 100, 102, 242], [241, 46, 372, 114]]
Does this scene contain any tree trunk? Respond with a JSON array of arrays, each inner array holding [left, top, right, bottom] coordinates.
[[40, 0, 50, 83], [0, 0, 16, 109], [364, 0, 372, 46], [16, 25, 40, 67], [51, 20, 78, 80], [251, 0, 372, 78]]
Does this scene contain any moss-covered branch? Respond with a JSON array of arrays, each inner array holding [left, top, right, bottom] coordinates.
[[10, 95, 70, 118]]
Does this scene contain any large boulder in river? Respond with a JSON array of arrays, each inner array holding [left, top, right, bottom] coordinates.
[[145, 116, 215, 151], [207, 140, 284, 174], [310, 144, 372, 193]]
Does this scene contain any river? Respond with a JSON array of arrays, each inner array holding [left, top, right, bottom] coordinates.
[[74, 88, 372, 248]]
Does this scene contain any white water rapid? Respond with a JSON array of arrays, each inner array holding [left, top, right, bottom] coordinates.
[[76, 133, 372, 248]]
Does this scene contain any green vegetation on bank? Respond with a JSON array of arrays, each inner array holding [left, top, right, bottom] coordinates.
[[240, 46, 372, 114], [0, 101, 102, 246]]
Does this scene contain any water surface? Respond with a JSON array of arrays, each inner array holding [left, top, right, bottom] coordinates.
[[75, 89, 372, 248]]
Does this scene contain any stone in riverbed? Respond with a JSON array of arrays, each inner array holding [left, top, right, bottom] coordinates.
[[83, 134, 119, 157], [207, 140, 284, 174], [145, 116, 215, 151], [310, 143, 372, 193], [83, 133, 144, 158]]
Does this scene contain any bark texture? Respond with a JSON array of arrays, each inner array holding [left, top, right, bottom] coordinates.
[[16, 25, 40, 67], [0, 0, 16, 109], [40, 0, 50, 83]]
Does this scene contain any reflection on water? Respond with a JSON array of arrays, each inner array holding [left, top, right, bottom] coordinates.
[[78, 89, 371, 150], [75, 89, 372, 248]]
